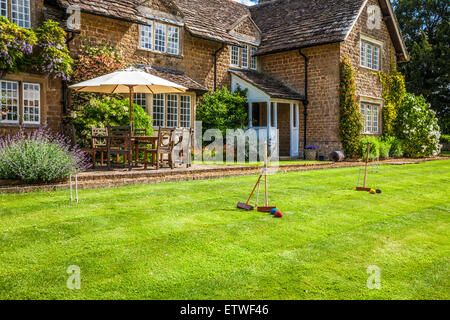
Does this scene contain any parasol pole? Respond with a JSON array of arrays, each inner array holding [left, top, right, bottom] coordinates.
[[128, 85, 134, 129]]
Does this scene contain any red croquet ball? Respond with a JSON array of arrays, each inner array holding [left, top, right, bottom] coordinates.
[[274, 211, 283, 218]]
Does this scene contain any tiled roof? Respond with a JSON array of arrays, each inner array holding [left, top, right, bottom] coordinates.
[[53, 0, 251, 45], [229, 69, 305, 101], [141, 66, 208, 92], [174, 0, 250, 45], [250, 0, 366, 55]]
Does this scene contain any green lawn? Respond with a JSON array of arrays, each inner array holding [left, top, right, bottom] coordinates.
[[0, 160, 449, 300]]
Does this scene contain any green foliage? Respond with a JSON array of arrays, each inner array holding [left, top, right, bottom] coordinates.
[[0, 16, 37, 75], [71, 41, 125, 106], [390, 138, 405, 158], [395, 93, 441, 158], [0, 17, 71, 80], [393, 0, 449, 133], [440, 134, 450, 144], [359, 136, 381, 160], [33, 20, 73, 81], [196, 86, 248, 135], [339, 57, 363, 158], [379, 67, 406, 136], [71, 96, 153, 147]]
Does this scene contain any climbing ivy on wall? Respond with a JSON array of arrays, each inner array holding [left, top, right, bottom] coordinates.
[[339, 56, 363, 158]]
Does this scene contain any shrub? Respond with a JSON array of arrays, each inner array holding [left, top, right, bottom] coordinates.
[[359, 136, 380, 160], [440, 134, 450, 144], [395, 93, 441, 158], [71, 96, 153, 147], [390, 138, 405, 158], [339, 57, 363, 158], [379, 65, 406, 137], [0, 127, 90, 182], [196, 86, 248, 136]]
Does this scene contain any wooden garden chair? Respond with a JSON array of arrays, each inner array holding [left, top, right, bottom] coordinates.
[[144, 128, 175, 170], [91, 127, 108, 167], [173, 128, 193, 168], [106, 125, 133, 171]]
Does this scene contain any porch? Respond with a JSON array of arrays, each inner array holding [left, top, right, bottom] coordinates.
[[230, 69, 304, 158]]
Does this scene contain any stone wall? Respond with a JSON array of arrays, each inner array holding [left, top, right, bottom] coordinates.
[[340, 0, 397, 132], [260, 43, 341, 159], [70, 12, 232, 91], [0, 0, 63, 137]]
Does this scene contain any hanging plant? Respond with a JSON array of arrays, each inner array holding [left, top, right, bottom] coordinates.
[[0, 17, 72, 80], [0, 16, 37, 77], [34, 20, 73, 81]]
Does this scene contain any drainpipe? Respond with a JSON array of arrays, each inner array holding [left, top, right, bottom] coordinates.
[[213, 43, 225, 91], [62, 31, 77, 115], [299, 49, 309, 160]]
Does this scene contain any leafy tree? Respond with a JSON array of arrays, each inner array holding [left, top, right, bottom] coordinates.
[[393, 0, 449, 133], [196, 86, 248, 135], [339, 57, 363, 158]]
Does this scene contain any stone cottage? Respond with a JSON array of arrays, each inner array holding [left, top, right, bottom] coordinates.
[[0, 0, 408, 158]]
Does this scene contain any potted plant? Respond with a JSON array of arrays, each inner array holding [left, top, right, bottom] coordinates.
[[305, 145, 317, 161]]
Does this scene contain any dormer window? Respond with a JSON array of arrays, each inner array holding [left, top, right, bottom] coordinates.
[[1, 0, 31, 28], [139, 21, 181, 56], [230, 44, 258, 70]]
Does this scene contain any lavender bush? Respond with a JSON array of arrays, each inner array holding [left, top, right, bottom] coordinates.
[[0, 127, 91, 182]]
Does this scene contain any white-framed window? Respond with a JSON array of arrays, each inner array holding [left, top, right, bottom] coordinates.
[[166, 94, 178, 128], [152, 94, 165, 127], [22, 82, 40, 124], [180, 95, 191, 128], [0, 80, 19, 123], [0, 0, 7, 18], [361, 102, 380, 134], [12, 0, 30, 28], [168, 25, 179, 55], [241, 45, 248, 69], [250, 46, 257, 70], [230, 45, 240, 67], [140, 22, 153, 50], [154, 22, 166, 53], [361, 39, 381, 71], [134, 93, 147, 111]]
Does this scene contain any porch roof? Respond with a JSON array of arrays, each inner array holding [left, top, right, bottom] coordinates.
[[230, 69, 305, 101]]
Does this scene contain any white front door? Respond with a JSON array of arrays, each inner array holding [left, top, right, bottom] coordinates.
[[290, 103, 299, 157]]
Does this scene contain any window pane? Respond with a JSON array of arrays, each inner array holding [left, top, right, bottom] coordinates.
[[180, 95, 191, 128], [373, 46, 380, 70], [12, 0, 31, 28], [360, 104, 366, 132], [134, 93, 147, 111], [140, 23, 153, 50], [366, 105, 372, 133], [0, 81, 19, 123], [23, 82, 40, 124], [0, 0, 7, 17], [250, 46, 257, 70], [230, 46, 239, 66], [152, 94, 165, 127], [361, 41, 366, 67], [166, 94, 178, 128], [373, 105, 379, 133], [168, 25, 179, 55], [155, 23, 166, 52], [242, 45, 248, 68], [367, 44, 373, 69]]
